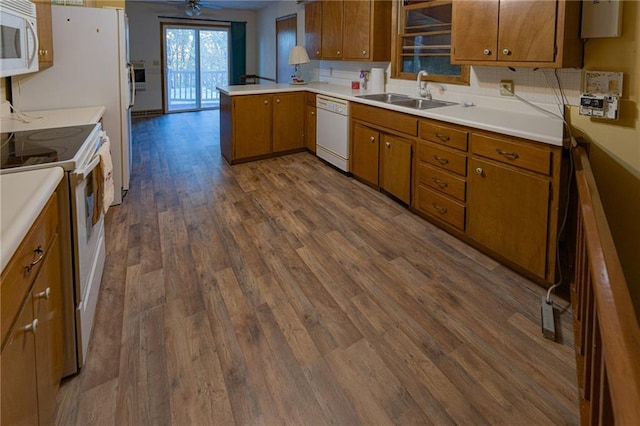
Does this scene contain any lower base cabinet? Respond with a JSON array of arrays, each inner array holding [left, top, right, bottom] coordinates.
[[220, 92, 305, 164], [1, 194, 64, 425], [380, 134, 412, 204]]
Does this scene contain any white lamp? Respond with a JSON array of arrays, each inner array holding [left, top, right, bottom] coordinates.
[[288, 45, 310, 84]]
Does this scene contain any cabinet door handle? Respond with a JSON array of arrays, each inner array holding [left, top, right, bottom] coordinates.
[[263, 100, 268, 105], [495, 148, 519, 160], [483, 48, 492, 56], [432, 177, 448, 188], [25, 246, 44, 273], [435, 133, 450, 142], [336, 50, 341, 56], [385, 141, 391, 148], [311, 111, 315, 116], [39, 49, 48, 56], [370, 136, 375, 143], [316, 50, 320, 55], [475, 167, 484, 174], [502, 48, 512, 56], [433, 155, 449, 165], [24, 319, 38, 333], [431, 203, 447, 214], [275, 98, 281, 104], [35, 287, 51, 300], [362, 50, 367, 56]]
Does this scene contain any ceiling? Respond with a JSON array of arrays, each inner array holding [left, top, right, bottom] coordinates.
[[133, 0, 281, 11]]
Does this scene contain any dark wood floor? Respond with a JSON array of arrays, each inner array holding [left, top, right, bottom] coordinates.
[[55, 110, 578, 425]]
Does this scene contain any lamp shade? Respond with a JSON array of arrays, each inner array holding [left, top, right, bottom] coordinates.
[[288, 45, 310, 65]]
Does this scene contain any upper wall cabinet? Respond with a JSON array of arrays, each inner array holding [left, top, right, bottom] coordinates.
[[306, 0, 392, 62], [450, 0, 583, 68], [305, 1, 322, 59], [34, 0, 54, 70]]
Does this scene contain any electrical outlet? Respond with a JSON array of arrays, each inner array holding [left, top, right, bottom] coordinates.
[[500, 80, 514, 96]]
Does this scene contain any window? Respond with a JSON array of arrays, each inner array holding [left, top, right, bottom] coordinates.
[[392, 0, 469, 85]]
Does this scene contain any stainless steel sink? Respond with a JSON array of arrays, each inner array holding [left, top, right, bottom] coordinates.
[[390, 98, 457, 110], [355, 93, 410, 103], [356, 93, 456, 110]]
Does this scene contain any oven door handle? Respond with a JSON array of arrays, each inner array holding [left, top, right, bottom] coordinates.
[[73, 156, 101, 182]]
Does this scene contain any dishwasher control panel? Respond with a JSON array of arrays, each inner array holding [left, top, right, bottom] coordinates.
[[317, 95, 350, 116]]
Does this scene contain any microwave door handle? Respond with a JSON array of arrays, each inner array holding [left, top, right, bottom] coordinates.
[[26, 19, 38, 69], [73, 156, 101, 182]]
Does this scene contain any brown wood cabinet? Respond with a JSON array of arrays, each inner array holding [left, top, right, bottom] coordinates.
[[311, 0, 392, 61], [1, 194, 64, 426], [273, 93, 305, 153], [451, 0, 582, 68], [352, 123, 380, 187], [34, 0, 54, 70], [305, 93, 317, 153], [466, 131, 561, 281], [351, 103, 416, 204], [305, 1, 322, 60], [380, 134, 412, 204], [414, 119, 469, 232], [220, 92, 305, 164]]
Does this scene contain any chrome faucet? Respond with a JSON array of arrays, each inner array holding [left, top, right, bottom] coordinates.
[[417, 70, 431, 100]]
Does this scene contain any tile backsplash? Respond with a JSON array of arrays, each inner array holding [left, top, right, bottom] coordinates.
[[306, 60, 582, 115]]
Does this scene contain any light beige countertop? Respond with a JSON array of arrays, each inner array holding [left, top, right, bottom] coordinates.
[[0, 106, 106, 133], [0, 167, 64, 271], [217, 83, 564, 146]]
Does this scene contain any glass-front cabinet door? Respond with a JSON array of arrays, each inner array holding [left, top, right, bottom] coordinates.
[[393, 0, 469, 85]]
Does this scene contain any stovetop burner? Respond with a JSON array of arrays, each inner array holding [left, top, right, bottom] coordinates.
[[1, 124, 98, 171]]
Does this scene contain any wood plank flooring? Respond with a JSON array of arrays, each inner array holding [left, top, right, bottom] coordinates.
[[55, 110, 578, 425]]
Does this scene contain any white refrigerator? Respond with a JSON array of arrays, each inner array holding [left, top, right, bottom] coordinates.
[[12, 6, 134, 205]]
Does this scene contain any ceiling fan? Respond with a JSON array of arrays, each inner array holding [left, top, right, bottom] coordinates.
[[181, 0, 222, 17]]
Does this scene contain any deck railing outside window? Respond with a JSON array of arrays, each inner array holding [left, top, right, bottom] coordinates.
[[167, 69, 227, 108]]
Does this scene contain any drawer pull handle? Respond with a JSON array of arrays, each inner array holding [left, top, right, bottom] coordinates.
[[483, 48, 491, 56], [25, 246, 45, 273], [435, 133, 450, 142], [24, 319, 38, 333], [432, 177, 448, 188], [431, 203, 447, 214], [496, 148, 519, 160], [475, 167, 484, 175], [433, 155, 449, 165], [36, 287, 51, 300], [502, 48, 512, 56]]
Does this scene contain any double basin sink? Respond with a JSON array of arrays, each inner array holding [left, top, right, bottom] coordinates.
[[356, 93, 456, 110]]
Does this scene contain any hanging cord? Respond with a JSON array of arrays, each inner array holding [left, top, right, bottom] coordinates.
[[0, 99, 43, 124], [501, 84, 576, 304]]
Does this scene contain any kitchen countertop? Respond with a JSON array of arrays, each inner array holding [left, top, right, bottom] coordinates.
[[0, 106, 106, 133], [217, 83, 564, 146], [0, 167, 64, 271]]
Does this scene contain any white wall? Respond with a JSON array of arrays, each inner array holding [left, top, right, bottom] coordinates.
[[255, 0, 305, 81], [126, 1, 257, 112]]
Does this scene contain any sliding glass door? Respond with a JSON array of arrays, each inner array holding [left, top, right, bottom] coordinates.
[[163, 24, 229, 112]]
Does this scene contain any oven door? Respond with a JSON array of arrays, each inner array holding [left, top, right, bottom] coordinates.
[[70, 156, 106, 365]]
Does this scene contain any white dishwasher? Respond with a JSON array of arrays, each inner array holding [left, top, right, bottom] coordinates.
[[316, 95, 350, 172]]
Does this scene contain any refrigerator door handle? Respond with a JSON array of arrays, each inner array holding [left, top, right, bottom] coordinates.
[[128, 63, 136, 108]]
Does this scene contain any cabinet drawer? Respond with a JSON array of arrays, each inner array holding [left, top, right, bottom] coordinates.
[[471, 133, 552, 175], [420, 120, 468, 151], [417, 164, 466, 202], [417, 141, 467, 176], [351, 103, 418, 136], [415, 186, 465, 231], [1, 195, 58, 347]]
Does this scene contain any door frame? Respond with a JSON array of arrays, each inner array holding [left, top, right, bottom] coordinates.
[[160, 22, 230, 113]]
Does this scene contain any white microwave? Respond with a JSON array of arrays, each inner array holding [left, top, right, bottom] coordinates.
[[0, 0, 38, 78]]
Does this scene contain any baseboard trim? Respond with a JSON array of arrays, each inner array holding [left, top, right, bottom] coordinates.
[[132, 109, 162, 117]]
